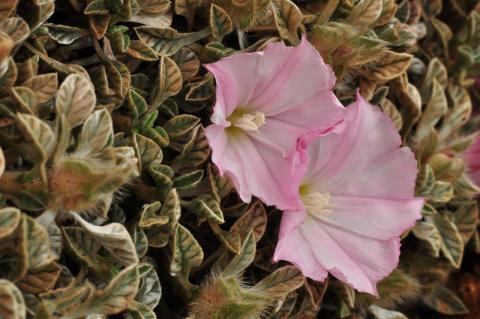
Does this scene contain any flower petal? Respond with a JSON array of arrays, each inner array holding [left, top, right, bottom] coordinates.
[[301, 216, 400, 295], [324, 195, 423, 241], [205, 125, 302, 209], [464, 135, 480, 186], [301, 93, 417, 199], [274, 211, 328, 282], [205, 52, 263, 125], [247, 37, 336, 115]]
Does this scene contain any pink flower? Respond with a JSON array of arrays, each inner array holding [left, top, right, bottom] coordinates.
[[464, 135, 480, 186], [273, 93, 424, 295], [205, 38, 345, 210]]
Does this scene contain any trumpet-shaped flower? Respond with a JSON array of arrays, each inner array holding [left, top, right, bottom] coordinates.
[[205, 38, 345, 209], [465, 135, 480, 186], [273, 93, 424, 295]]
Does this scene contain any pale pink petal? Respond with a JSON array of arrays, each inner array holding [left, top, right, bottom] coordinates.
[[325, 195, 423, 240], [301, 92, 417, 199], [205, 52, 262, 124], [205, 125, 303, 210], [464, 134, 480, 186], [247, 37, 336, 115], [250, 91, 344, 156], [274, 210, 328, 282], [275, 92, 423, 295]]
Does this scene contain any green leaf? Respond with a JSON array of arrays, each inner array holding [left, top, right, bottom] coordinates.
[[0, 17, 29, 45], [170, 223, 204, 277], [230, 201, 267, 243], [135, 264, 162, 309], [164, 114, 200, 139], [210, 4, 232, 42], [439, 85, 472, 141], [16, 113, 55, 160], [75, 109, 113, 155], [369, 305, 407, 319], [415, 79, 447, 141], [345, 0, 383, 27], [135, 27, 210, 56], [62, 226, 108, 273], [222, 231, 256, 278], [17, 113, 55, 161], [172, 47, 200, 82], [0, 207, 22, 239], [45, 24, 88, 45], [183, 194, 224, 224], [173, 170, 204, 190], [453, 203, 478, 244], [0, 279, 26, 319], [429, 214, 463, 268], [428, 181, 453, 204], [366, 51, 412, 82], [133, 133, 162, 168], [16, 261, 62, 294], [412, 220, 441, 257], [271, 0, 302, 45], [127, 40, 159, 61], [71, 265, 140, 317], [172, 125, 210, 169], [423, 286, 468, 315], [25, 216, 54, 271], [431, 17, 452, 58], [55, 74, 96, 128], [22, 73, 58, 104], [151, 56, 182, 107], [253, 266, 304, 297], [12, 86, 38, 114], [74, 214, 139, 267]]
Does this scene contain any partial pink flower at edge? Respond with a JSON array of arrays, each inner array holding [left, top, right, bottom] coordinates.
[[273, 92, 424, 296], [464, 134, 480, 186], [205, 37, 345, 210]]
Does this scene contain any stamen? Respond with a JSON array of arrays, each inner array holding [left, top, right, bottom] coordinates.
[[231, 111, 266, 132], [302, 192, 333, 219]]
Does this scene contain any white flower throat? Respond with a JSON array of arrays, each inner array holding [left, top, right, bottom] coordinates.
[[301, 192, 333, 219], [229, 111, 265, 132]]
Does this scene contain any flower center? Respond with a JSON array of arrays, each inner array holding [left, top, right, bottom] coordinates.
[[228, 110, 265, 132], [301, 191, 333, 219]]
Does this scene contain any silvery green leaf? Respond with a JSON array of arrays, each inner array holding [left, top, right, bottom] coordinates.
[[135, 26, 210, 56], [210, 4, 232, 42], [170, 223, 203, 278], [44, 24, 88, 45], [183, 194, 224, 224], [271, 0, 302, 45], [253, 266, 304, 297], [222, 231, 256, 278], [0, 17, 29, 44], [16, 113, 55, 161], [0, 207, 21, 239], [75, 109, 113, 156], [25, 216, 55, 271], [74, 214, 139, 267], [230, 201, 267, 243], [0, 279, 26, 319], [428, 214, 463, 268], [16, 261, 62, 294], [150, 55, 182, 107], [345, 0, 383, 27], [55, 73, 96, 128], [22, 73, 58, 104]]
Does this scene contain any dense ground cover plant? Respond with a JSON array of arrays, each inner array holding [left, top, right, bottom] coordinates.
[[0, 0, 479, 318]]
